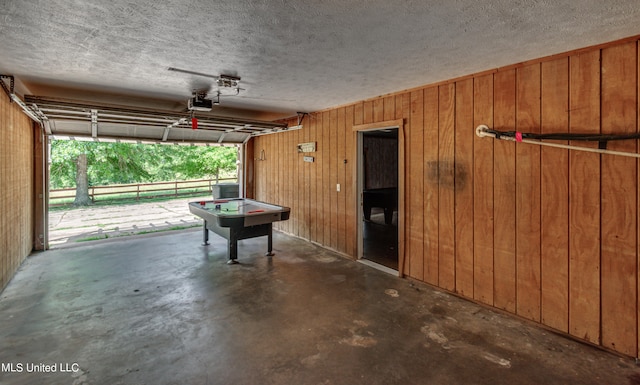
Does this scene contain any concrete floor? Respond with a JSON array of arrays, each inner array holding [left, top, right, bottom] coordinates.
[[48, 196, 205, 246], [1, 229, 639, 385]]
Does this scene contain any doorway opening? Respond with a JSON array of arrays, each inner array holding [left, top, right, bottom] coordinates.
[[357, 126, 400, 272]]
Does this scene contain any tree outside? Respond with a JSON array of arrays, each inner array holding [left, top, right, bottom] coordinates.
[[49, 140, 238, 206]]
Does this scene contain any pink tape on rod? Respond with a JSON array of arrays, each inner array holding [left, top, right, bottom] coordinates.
[[515, 132, 523, 142]]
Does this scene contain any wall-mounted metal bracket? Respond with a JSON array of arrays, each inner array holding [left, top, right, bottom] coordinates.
[[0, 74, 15, 101], [296, 112, 308, 126]]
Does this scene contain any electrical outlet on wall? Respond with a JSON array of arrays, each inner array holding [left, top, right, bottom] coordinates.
[[336, 183, 341, 192]]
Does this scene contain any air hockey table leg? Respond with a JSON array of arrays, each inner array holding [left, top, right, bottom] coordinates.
[[227, 229, 239, 264], [266, 224, 274, 256], [202, 220, 209, 246]]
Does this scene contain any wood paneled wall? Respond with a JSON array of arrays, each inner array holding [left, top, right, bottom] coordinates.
[[252, 37, 640, 357], [0, 91, 34, 291]]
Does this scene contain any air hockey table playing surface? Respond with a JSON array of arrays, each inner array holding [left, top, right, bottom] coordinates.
[[189, 198, 290, 263]]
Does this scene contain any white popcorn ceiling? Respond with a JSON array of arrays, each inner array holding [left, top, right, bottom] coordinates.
[[1, 0, 639, 119]]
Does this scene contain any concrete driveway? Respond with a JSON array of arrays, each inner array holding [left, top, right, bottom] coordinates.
[[48, 195, 209, 247]]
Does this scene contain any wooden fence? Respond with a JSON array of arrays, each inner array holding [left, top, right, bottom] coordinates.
[[49, 177, 237, 206]]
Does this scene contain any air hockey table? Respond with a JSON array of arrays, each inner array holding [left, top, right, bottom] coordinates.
[[189, 198, 290, 264]]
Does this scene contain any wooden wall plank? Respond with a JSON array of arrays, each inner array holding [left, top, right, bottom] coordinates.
[[10, 102, 15, 274], [252, 138, 259, 199], [473, 74, 494, 305], [329, 109, 338, 249], [323, 111, 331, 246], [638, 40, 640, 359], [454, 78, 474, 297], [493, 69, 517, 313], [409, 90, 424, 280], [282, 129, 289, 233], [266, 133, 273, 207], [0, 93, 34, 291], [423, 87, 440, 286], [337, 107, 347, 253], [515, 63, 542, 322], [260, 136, 267, 202], [263, 132, 278, 206], [600, 42, 637, 356], [320, 117, 327, 239], [373, 98, 384, 122], [397, 93, 410, 275], [305, 116, 313, 241], [540, 57, 570, 332], [364, 101, 373, 124], [7, 102, 15, 280], [345, 105, 356, 257], [354, 102, 364, 255], [403, 93, 413, 276], [291, 127, 297, 235], [438, 83, 456, 291], [286, 129, 292, 233], [294, 119, 301, 236], [304, 114, 311, 240], [266, 135, 272, 204], [384, 96, 395, 121], [568, 50, 601, 345], [314, 112, 324, 243], [278, 130, 284, 231], [1, 91, 6, 289]]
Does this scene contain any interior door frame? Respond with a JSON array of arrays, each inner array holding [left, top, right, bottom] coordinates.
[[353, 119, 405, 277]]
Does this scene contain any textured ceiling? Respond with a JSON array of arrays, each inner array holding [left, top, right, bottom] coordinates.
[[1, 0, 640, 120]]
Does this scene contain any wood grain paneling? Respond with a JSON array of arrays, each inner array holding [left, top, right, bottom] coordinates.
[[408, 90, 424, 280], [515, 64, 541, 322], [250, 36, 640, 358], [568, 50, 601, 345], [364, 101, 373, 124], [303, 114, 311, 240], [373, 98, 384, 123], [315, 112, 324, 243], [1, 91, 6, 288], [309, 113, 319, 243], [454, 78, 474, 297], [637, 40, 640, 359], [493, 69, 517, 313], [345, 105, 356, 257], [600, 42, 637, 356], [322, 111, 331, 246], [0, 91, 34, 291], [398, 94, 410, 276], [329, 109, 338, 250], [423, 87, 440, 286], [438, 84, 456, 291], [473, 74, 494, 305], [540, 57, 570, 332], [337, 107, 347, 253], [384, 96, 395, 121]]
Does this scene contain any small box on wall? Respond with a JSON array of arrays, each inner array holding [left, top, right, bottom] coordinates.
[[297, 142, 316, 153]]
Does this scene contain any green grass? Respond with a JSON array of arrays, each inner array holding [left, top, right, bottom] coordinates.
[[50, 191, 211, 211], [76, 235, 109, 242]]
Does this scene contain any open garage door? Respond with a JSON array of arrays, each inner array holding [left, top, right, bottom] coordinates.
[[24, 95, 293, 145]]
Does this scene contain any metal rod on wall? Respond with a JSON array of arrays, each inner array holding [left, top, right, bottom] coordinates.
[[476, 125, 640, 159]]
